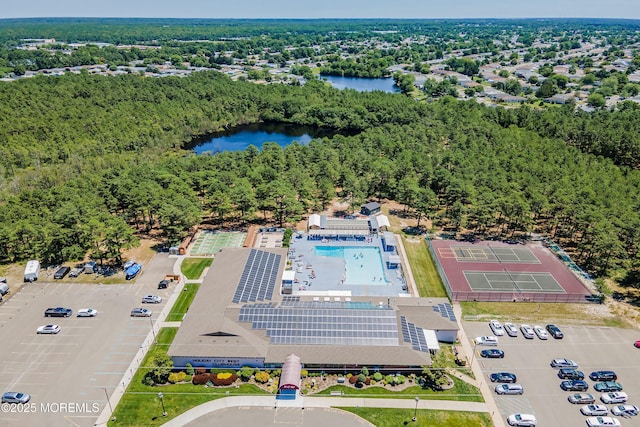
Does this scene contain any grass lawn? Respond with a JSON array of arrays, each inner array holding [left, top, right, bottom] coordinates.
[[460, 301, 631, 328], [180, 257, 212, 280], [316, 376, 483, 402], [402, 236, 448, 298], [340, 407, 492, 427], [166, 283, 200, 322]]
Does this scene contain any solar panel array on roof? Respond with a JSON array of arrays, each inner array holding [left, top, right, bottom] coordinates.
[[432, 303, 457, 322], [400, 316, 429, 353], [239, 301, 399, 346], [232, 249, 281, 304]]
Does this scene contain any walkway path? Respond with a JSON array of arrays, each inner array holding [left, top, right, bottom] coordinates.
[[394, 234, 418, 295]]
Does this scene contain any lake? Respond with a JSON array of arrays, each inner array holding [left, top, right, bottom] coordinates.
[[320, 75, 401, 93], [187, 122, 350, 154]]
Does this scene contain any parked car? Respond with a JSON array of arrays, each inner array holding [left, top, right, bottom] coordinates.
[[495, 383, 524, 395], [569, 393, 595, 404], [489, 320, 505, 336], [550, 358, 578, 368], [610, 405, 638, 417], [558, 369, 585, 380], [585, 416, 621, 427], [141, 295, 162, 304], [634, 340, 640, 348], [601, 392, 629, 404], [507, 413, 536, 426], [594, 382, 623, 392], [158, 279, 169, 289], [533, 325, 548, 340], [474, 336, 499, 346], [1, 392, 31, 404], [68, 266, 83, 278], [504, 322, 518, 337], [490, 372, 517, 383], [125, 263, 142, 280], [589, 371, 617, 381], [37, 324, 61, 334], [561, 380, 589, 391], [77, 308, 98, 317], [130, 308, 152, 317], [53, 266, 70, 279], [44, 307, 72, 317], [481, 349, 505, 359], [520, 324, 535, 339], [581, 404, 609, 416], [546, 324, 564, 339]]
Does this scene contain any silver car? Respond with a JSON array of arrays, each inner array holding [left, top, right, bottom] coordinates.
[[130, 308, 152, 317], [141, 295, 162, 304], [1, 392, 31, 404], [520, 324, 535, 339], [495, 383, 524, 395]]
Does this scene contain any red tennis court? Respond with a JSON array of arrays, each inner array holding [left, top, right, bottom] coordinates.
[[427, 239, 593, 303]]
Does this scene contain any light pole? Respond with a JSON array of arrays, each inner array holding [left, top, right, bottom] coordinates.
[[158, 392, 167, 417], [470, 342, 478, 367], [103, 387, 116, 421], [150, 316, 157, 344], [412, 396, 419, 422]]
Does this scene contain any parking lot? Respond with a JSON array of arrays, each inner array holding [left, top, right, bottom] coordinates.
[[0, 253, 175, 427], [464, 321, 640, 426]]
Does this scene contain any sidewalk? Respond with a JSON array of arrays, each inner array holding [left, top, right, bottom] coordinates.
[[452, 302, 505, 427]]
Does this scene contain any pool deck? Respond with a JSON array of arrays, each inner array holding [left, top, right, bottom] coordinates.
[[287, 233, 407, 297]]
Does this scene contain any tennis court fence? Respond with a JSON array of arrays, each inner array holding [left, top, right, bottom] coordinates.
[[450, 291, 591, 303]]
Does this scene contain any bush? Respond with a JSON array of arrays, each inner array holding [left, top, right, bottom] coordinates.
[[212, 372, 237, 386], [168, 371, 187, 384], [192, 373, 214, 385], [373, 372, 383, 381], [365, 377, 371, 385], [195, 367, 207, 375], [397, 375, 406, 384], [184, 374, 192, 383], [142, 373, 155, 386], [185, 363, 195, 376], [357, 374, 366, 383], [355, 381, 364, 388], [300, 369, 308, 378], [255, 371, 270, 383], [361, 367, 369, 376], [349, 375, 358, 384], [238, 366, 255, 381]]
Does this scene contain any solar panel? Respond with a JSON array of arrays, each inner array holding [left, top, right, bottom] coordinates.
[[232, 249, 281, 303]]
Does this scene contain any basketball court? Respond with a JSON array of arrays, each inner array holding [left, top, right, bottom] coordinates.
[[427, 239, 592, 302]]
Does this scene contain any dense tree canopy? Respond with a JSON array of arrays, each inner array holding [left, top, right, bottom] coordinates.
[[0, 69, 638, 278]]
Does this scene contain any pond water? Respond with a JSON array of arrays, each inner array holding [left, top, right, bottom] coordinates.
[[187, 122, 346, 154], [320, 75, 401, 93]]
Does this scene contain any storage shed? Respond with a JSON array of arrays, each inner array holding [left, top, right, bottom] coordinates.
[[361, 202, 381, 216]]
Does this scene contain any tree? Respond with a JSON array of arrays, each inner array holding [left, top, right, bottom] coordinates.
[[536, 79, 557, 98], [147, 353, 173, 385], [587, 93, 606, 108]]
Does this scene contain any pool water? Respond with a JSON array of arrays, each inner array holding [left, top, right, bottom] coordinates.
[[314, 246, 387, 285]]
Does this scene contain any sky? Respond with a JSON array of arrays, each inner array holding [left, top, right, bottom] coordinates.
[[2, 0, 640, 20]]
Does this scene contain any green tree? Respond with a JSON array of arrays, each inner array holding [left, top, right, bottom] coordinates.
[[587, 93, 606, 108]]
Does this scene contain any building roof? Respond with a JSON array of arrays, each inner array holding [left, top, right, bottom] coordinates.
[[280, 353, 302, 390], [169, 247, 458, 367], [376, 215, 391, 229], [362, 201, 381, 211], [308, 214, 321, 228]]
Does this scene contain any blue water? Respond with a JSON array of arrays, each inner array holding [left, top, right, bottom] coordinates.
[[314, 246, 387, 285], [320, 75, 401, 93]]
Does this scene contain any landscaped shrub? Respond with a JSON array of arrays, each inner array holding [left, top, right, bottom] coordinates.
[[168, 372, 187, 384], [255, 371, 270, 383], [185, 363, 195, 376], [212, 372, 237, 386], [357, 374, 366, 383], [192, 373, 215, 385], [238, 366, 255, 381], [385, 375, 398, 385], [355, 381, 364, 388], [361, 367, 369, 376], [397, 375, 406, 384], [195, 367, 206, 375], [300, 369, 308, 378], [373, 372, 383, 381], [365, 377, 371, 385], [349, 375, 358, 384], [184, 374, 192, 383]]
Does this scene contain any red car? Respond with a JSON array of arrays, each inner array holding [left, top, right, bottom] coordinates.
[[634, 340, 640, 348]]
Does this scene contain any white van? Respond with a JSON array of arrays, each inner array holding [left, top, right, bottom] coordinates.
[[23, 260, 40, 282]]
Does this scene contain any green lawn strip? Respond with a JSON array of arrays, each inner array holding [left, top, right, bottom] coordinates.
[[339, 407, 493, 427], [180, 257, 212, 280], [315, 377, 483, 402], [402, 236, 447, 298], [166, 283, 200, 322]]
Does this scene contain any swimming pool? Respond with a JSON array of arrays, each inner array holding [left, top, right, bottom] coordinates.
[[314, 246, 387, 285]]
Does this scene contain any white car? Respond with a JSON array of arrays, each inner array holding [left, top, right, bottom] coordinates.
[[601, 392, 628, 404], [504, 322, 518, 337], [586, 416, 621, 427], [610, 404, 638, 416], [77, 308, 98, 317], [474, 336, 499, 346], [489, 320, 505, 336], [520, 324, 535, 339], [581, 404, 609, 416], [550, 358, 578, 368], [37, 324, 61, 334], [533, 325, 548, 340], [141, 295, 162, 304], [507, 413, 536, 426]]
